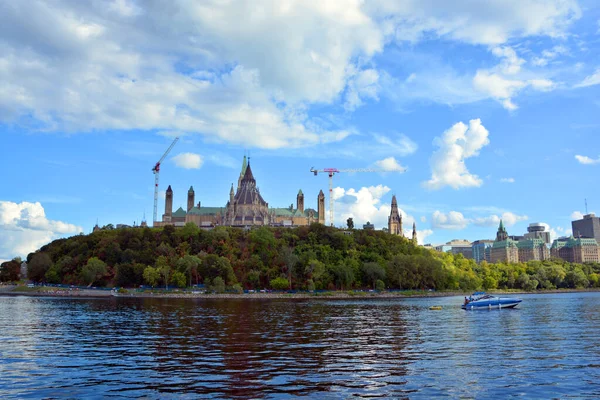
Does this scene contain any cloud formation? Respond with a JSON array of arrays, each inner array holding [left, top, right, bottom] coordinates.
[[0, 201, 83, 260], [432, 210, 528, 230], [424, 119, 490, 190], [575, 155, 600, 165], [172, 152, 203, 169], [374, 157, 407, 172], [500, 177, 515, 183]]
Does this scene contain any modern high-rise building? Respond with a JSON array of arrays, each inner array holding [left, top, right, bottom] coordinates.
[[524, 223, 551, 244], [472, 240, 493, 263], [572, 213, 600, 244]]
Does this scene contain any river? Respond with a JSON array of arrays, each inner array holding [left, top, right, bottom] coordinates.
[[1, 292, 599, 398]]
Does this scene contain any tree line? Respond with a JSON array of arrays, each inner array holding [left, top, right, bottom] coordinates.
[[1, 223, 599, 292]]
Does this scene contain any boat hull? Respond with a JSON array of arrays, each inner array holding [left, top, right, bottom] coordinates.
[[461, 298, 522, 310]]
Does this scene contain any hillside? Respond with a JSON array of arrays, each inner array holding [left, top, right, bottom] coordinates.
[[3, 223, 600, 291]]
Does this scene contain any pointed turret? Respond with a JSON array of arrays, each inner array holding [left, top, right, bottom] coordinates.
[[237, 155, 248, 190], [164, 185, 173, 221], [297, 189, 305, 213], [496, 219, 508, 241], [412, 222, 417, 244], [317, 190, 325, 224], [388, 194, 403, 236], [187, 186, 195, 212], [229, 183, 234, 203]]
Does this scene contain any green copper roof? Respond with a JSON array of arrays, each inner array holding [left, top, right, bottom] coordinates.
[[517, 238, 545, 249], [188, 186, 194, 192], [187, 206, 224, 216], [241, 155, 247, 176], [172, 207, 187, 217], [493, 239, 517, 249], [298, 189, 303, 195]]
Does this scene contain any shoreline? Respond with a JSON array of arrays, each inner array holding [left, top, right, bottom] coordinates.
[[1, 286, 598, 300]]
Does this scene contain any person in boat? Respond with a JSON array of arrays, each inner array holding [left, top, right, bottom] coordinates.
[[464, 296, 469, 305]]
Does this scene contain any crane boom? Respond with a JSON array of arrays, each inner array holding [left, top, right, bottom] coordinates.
[[152, 137, 179, 224], [310, 166, 406, 227]]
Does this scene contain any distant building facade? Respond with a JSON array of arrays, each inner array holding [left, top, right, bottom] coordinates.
[[472, 240, 493, 263], [524, 223, 551, 244], [572, 213, 600, 244], [388, 195, 403, 236], [517, 238, 549, 262], [435, 239, 473, 259], [363, 221, 375, 230], [156, 156, 325, 228], [551, 236, 600, 263], [490, 220, 519, 263]]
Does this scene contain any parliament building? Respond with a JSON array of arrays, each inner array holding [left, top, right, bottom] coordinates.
[[155, 156, 325, 228]]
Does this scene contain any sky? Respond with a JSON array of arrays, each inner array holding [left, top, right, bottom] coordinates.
[[1, 0, 600, 262]]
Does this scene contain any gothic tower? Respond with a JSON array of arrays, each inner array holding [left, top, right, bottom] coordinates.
[[496, 220, 508, 241], [412, 222, 418, 244], [297, 189, 304, 213], [318, 190, 325, 224], [187, 186, 195, 212], [388, 195, 403, 236], [237, 155, 248, 191], [164, 185, 173, 222], [229, 183, 234, 204]]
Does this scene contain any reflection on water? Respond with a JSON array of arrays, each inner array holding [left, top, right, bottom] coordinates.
[[1, 293, 600, 398]]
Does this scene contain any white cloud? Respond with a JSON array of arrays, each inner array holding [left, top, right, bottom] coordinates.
[[172, 152, 203, 169], [531, 45, 569, 66], [473, 70, 526, 110], [368, 0, 580, 45], [574, 69, 600, 88], [571, 211, 584, 220], [0, 201, 83, 260], [372, 133, 418, 156], [575, 155, 600, 165], [424, 119, 490, 190], [432, 211, 469, 230], [374, 157, 407, 172], [500, 177, 515, 183], [432, 210, 528, 230], [415, 229, 434, 245], [0, 0, 581, 147], [472, 212, 528, 227]]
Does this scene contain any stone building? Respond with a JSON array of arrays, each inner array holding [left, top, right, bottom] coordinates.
[[517, 238, 549, 262], [156, 156, 325, 228], [490, 220, 519, 263], [388, 195, 403, 236], [550, 236, 600, 263]]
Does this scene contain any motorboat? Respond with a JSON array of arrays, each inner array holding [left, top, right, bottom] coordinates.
[[461, 292, 522, 310]]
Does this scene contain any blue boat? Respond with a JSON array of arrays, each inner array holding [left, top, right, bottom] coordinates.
[[461, 292, 522, 310]]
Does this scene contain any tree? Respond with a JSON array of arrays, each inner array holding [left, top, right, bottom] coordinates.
[[361, 262, 386, 289], [28, 253, 53, 282], [375, 279, 385, 291], [143, 266, 160, 288], [211, 276, 225, 293], [81, 257, 107, 287], [347, 217, 354, 230], [270, 277, 290, 290], [156, 256, 171, 289], [171, 271, 187, 288], [0, 259, 21, 282]]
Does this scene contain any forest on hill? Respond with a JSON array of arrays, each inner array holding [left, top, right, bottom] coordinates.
[[1, 223, 600, 292]]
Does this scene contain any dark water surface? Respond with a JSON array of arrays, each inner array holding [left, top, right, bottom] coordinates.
[[1, 292, 599, 399]]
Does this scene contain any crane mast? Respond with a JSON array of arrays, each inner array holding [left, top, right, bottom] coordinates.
[[152, 137, 179, 224], [310, 166, 406, 227]]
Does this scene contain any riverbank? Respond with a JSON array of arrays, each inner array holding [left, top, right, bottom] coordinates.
[[0, 285, 598, 300]]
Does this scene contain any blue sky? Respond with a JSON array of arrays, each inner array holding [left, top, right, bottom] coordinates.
[[1, 0, 600, 261]]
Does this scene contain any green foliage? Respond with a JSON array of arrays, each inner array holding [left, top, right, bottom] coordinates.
[[270, 277, 290, 290], [375, 279, 385, 291], [81, 257, 107, 287], [143, 266, 161, 288], [171, 271, 187, 288], [231, 283, 243, 294], [16, 225, 600, 293], [28, 253, 53, 282], [211, 276, 225, 293], [0, 259, 21, 282]]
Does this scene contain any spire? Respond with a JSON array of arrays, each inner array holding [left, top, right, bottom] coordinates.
[[241, 161, 255, 183], [166, 185, 173, 193], [319, 189, 324, 197], [241, 155, 247, 176], [499, 219, 504, 230], [298, 189, 303, 195], [230, 183, 234, 195], [412, 222, 417, 244], [391, 194, 397, 205]]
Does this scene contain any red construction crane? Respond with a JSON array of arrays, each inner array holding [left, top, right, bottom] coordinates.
[[310, 166, 406, 227], [152, 137, 179, 224]]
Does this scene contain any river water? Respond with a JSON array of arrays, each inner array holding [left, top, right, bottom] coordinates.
[[1, 292, 599, 399]]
